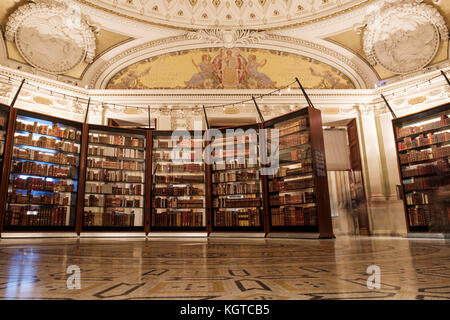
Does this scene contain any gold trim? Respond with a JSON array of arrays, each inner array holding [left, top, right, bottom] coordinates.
[[75, 0, 376, 31]]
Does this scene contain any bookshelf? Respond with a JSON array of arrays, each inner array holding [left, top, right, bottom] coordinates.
[[83, 125, 147, 231], [3, 109, 82, 230], [209, 124, 264, 232], [150, 131, 206, 231], [393, 103, 450, 235], [263, 107, 334, 238]]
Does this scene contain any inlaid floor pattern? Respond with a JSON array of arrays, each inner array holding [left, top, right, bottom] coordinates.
[[0, 237, 449, 300]]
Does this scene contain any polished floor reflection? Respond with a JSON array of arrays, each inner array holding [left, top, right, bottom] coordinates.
[[0, 236, 449, 300]]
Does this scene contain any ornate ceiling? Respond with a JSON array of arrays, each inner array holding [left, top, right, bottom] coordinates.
[[77, 0, 372, 30]]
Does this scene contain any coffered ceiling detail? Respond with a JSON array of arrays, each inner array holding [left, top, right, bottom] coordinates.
[[77, 0, 373, 30]]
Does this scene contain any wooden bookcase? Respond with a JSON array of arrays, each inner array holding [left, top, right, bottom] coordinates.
[[1, 109, 83, 232], [149, 130, 207, 233], [392, 103, 450, 236], [0, 106, 334, 238], [263, 107, 334, 238], [81, 124, 148, 232], [208, 124, 265, 234]]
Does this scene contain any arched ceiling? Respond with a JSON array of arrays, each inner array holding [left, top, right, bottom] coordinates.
[[77, 0, 373, 30]]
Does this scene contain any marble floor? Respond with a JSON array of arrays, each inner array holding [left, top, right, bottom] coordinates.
[[0, 236, 449, 300]]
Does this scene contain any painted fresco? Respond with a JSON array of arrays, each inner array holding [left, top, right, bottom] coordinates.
[[107, 48, 356, 89]]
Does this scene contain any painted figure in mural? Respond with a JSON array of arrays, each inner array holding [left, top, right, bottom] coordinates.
[[185, 54, 216, 88], [217, 49, 246, 88], [309, 67, 353, 89], [108, 65, 152, 89], [246, 55, 276, 89]]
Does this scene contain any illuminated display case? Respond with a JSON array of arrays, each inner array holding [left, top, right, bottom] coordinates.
[[3, 109, 82, 230]]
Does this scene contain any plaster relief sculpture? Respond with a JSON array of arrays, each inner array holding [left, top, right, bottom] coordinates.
[[5, 0, 98, 74], [359, 0, 448, 74]]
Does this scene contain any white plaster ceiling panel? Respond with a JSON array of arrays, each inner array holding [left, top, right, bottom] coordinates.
[[77, 0, 372, 29]]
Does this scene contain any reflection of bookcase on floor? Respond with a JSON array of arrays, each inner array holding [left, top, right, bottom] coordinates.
[[210, 124, 264, 233], [3, 109, 82, 231], [150, 131, 206, 231], [83, 126, 146, 231], [393, 103, 450, 236], [263, 107, 334, 238]]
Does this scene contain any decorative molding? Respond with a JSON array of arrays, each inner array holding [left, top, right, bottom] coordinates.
[[359, 0, 448, 74], [187, 29, 266, 48], [5, 0, 98, 74]]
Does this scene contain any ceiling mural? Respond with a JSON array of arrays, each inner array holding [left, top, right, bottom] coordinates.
[[106, 47, 356, 89], [77, 0, 373, 29]]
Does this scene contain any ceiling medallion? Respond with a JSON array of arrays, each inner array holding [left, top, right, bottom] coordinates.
[[187, 29, 266, 48], [5, 0, 98, 75], [359, 0, 448, 75]]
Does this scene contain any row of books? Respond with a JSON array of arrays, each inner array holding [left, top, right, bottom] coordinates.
[[276, 118, 308, 137], [286, 149, 312, 162], [212, 162, 258, 171], [5, 206, 68, 226], [406, 192, 430, 206], [10, 161, 77, 179], [153, 186, 203, 196], [153, 150, 202, 161], [279, 133, 310, 149], [16, 120, 80, 141], [154, 139, 203, 149], [214, 208, 261, 227], [13, 148, 78, 166], [402, 164, 435, 178], [399, 145, 450, 164], [408, 207, 428, 227], [154, 174, 204, 184], [269, 178, 315, 192], [83, 211, 136, 227], [271, 163, 313, 179], [212, 197, 261, 208], [87, 159, 144, 170], [153, 197, 203, 208], [271, 206, 317, 226], [212, 182, 259, 196], [155, 163, 203, 173], [85, 183, 143, 195], [397, 114, 449, 138], [86, 170, 143, 183], [14, 134, 79, 153], [85, 195, 141, 208], [152, 211, 204, 227], [269, 192, 315, 206], [89, 134, 145, 148], [8, 191, 71, 205], [398, 131, 450, 151], [212, 170, 259, 183], [11, 177, 75, 192], [403, 176, 446, 192], [88, 146, 144, 159]]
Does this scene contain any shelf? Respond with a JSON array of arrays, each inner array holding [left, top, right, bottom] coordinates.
[[9, 172, 77, 181], [87, 167, 144, 173], [277, 159, 313, 167], [213, 206, 262, 210], [12, 157, 78, 167], [153, 146, 203, 151], [212, 180, 260, 185], [14, 143, 79, 156], [9, 188, 76, 194], [85, 179, 143, 184], [211, 166, 259, 172], [7, 203, 75, 207], [84, 206, 144, 209], [399, 139, 450, 153], [397, 123, 450, 141], [213, 192, 261, 196], [84, 192, 143, 196], [400, 155, 449, 166], [15, 130, 80, 144], [268, 127, 309, 140], [87, 154, 145, 162], [88, 141, 145, 150], [269, 186, 315, 194], [270, 202, 316, 208], [270, 170, 314, 180]]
